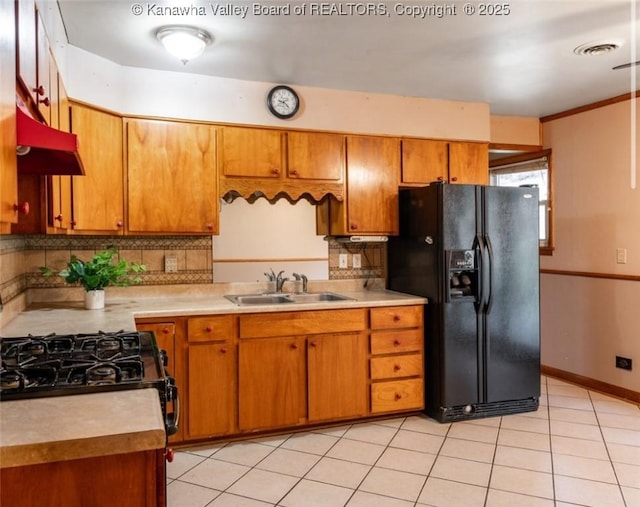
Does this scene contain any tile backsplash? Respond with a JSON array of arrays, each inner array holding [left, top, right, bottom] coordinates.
[[0, 235, 385, 305]]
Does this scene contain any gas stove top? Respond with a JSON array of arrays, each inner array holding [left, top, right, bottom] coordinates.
[[0, 330, 178, 436]]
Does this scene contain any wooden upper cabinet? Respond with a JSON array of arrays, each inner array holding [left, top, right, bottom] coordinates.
[[401, 139, 489, 186], [16, 0, 37, 104], [449, 142, 489, 185], [401, 139, 448, 184], [342, 135, 400, 235], [127, 119, 218, 234], [35, 12, 51, 123], [70, 104, 124, 233], [220, 126, 283, 178], [287, 131, 345, 181]]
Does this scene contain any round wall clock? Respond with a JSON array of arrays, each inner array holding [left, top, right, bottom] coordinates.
[[266, 85, 300, 119]]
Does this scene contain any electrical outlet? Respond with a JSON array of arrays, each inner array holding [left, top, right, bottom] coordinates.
[[353, 254, 362, 269], [339, 253, 348, 269], [616, 356, 632, 371], [164, 255, 178, 273], [616, 248, 627, 264]]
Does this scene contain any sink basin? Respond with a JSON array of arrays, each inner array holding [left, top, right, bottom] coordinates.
[[224, 292, 354, 306], [285, 292, 354, 303], [224, 294, 293, 306]]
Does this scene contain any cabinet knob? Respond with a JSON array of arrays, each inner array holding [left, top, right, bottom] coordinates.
[[349, 223, 358, 230], [165, 448, 175, 463], [290, 343, 298, 350], [206, 223, 214, 231], [220, 347, 228, 354], [116, 220, 123, 228], [437, 176, 444, 181], [271, 168, 280, 176], [393, 364, 401, 372], [33, 85, 45, 96], [54, 214, 63, 222], [205, 326, 212, 333], [13, 202, 30, 215], [451, 176, 458, 182], [394, 393, 402, 401], [70, 220, 77, 227], [393, 315, 401, 322], [290, 169, 299, 177], [393, 339, 401, 346], [162, 327, 170, 334], [309, 341, 317, 348], [41, 97, 50, 107]]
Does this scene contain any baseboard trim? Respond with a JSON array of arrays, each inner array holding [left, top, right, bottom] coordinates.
[[541, 365, 640, 405]]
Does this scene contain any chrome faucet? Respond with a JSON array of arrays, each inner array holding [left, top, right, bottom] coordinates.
[[292, 273, 308, 293], [275, 270, 288, 293]]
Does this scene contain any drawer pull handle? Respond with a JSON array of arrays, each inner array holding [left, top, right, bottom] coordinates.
[[394, 393, 402, 401], [393, 364, 401, 372], [393, 315, 401, 322], [393, 340, 401, 346], [205, 326, 212, 333]]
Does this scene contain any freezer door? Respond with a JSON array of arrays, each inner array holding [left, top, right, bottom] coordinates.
[[482, 186, 540, 403]]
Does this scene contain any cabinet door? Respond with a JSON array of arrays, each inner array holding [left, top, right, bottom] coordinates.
[[70, 104, 124, 233], [287, 131, 344, 181], [127, 119, 218, 234], [401, 139, 448, 184], [308, 333, 367, 422], [448, 142, 489, 185], [16, 0, 37, 104], [220, 126, 283, 178], [345, 136, 400, 234], [238, 337, 305, 431], [0, 0, 17, 226], [35, 12, 51, 124], [188, 342, 236, 438]]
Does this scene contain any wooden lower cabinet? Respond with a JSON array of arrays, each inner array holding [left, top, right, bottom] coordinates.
[[146, 305, 424, 443], [188, 342, 236, 438], [307, 332, 368, 422], [0, 449, 165, 507], [238, 336, 306, 431]]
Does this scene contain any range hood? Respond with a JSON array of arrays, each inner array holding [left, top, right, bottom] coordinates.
[[327, 236, 389, 243], [16, 100, 85, 176]]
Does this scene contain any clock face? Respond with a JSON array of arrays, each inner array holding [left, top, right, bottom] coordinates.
[[267, 86, 299, 119]]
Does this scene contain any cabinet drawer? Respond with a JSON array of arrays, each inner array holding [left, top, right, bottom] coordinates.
[[188, 315, 235, 342], [370, 305, 422, 330], [371, 379, 424, 413], [239, 309, 366, 338], [370, 329, 423, 355], [370, 354, 422, 380]]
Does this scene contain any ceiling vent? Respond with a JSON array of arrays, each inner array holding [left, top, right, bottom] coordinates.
[[573, 41, 622, 56]]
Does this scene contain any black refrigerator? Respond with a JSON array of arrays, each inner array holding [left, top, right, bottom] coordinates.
[[388, 182, 540, 423]]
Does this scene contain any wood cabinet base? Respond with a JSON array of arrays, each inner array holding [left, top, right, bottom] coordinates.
[[0, 449, 165, 507]]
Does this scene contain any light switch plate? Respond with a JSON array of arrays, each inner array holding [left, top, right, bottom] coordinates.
[[353, 254, 362, 269], [616, 248, 627, 264], [164, 255, 178, 273], [339, 253, 348, 269]]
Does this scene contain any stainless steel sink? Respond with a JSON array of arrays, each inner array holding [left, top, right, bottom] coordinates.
[[224, 292, 353, 306], [224, 294, 293, 306], [285, 292, 353, 303]]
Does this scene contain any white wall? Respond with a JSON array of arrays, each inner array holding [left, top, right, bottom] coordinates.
[[541, 98, 639, 392]]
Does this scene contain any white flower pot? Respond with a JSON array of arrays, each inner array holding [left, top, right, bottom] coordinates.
[[84, 290, 105, 310]]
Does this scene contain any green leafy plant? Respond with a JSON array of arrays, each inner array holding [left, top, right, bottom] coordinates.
[[40, 246, 146, 292]]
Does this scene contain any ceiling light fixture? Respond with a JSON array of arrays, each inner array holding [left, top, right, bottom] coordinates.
[[156, 26, 212, 65], [573, 40, 622, 56]]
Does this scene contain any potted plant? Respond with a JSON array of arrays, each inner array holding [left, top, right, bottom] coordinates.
[[41, 246, 146, 309]]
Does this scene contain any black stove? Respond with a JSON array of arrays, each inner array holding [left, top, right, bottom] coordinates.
[[0, 330, 178, 436]]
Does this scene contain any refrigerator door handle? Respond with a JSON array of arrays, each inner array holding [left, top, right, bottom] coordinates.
[[485, 234, 495, 314], [474, 234, 485, 312]]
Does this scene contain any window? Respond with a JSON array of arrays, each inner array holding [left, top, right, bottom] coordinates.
[[490, 150, 553, 254]]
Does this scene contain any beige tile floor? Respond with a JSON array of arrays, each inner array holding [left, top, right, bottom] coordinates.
[[167, 376, 640, 506]]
